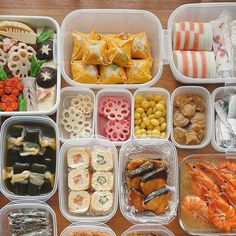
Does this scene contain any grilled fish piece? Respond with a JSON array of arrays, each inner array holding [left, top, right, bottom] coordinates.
[[142, 166, 168, 182], [128, 189, 145, 212]]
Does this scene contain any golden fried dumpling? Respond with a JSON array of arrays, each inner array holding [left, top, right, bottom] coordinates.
[[128, 32, 151, 59], [126, 59, 153, 84], [82, 39, 108, 65], [106, 38, 133, 67], [71, 60, 98, 83], [71, 30, 99, 60], [99, 64, 127, 84]]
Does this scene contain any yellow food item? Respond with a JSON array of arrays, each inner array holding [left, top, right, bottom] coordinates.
[[71, 60, 98, 83], [128, 32, 151, 59], [106, 38, 133, 67], [99, 64, 127, 84], [99, 32, 124, 40], [126, 59, 153, 84], [82, 39, 108, 65], [134, 94, 167, 138]]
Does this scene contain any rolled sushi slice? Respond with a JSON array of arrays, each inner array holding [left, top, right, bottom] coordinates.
[[68, 168, 90, 191], [67, 147, 90, 169], [68, 190, 91, 213], [91, 171, 113, 191], [91, 191, 113, 215], [91, 148, 113, 171], [24, 128, 40, 143], [7, 125, 25, 148]]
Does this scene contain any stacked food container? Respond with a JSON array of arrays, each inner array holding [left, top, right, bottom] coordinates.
[[1, 2, 236, 236]]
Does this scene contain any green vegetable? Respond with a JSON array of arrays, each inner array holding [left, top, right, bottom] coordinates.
[[97, 176, 107, 185], [97, 155, 107, 165], [30, 55, 46, 77], [36, 26, 54, 44], [0, 65, 7, 80], [18, 94, 27, 111], [99, 195, 109, 205]]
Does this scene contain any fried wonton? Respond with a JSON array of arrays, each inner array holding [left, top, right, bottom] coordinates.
[[71, 60, 98, 83], [71, 30, 99, 60], [99, 64, 127, 84], [128, 32, 151, 59], [106, 38, 133, 67], [82, 39, 108, 65], [126, 59, 153, 84]]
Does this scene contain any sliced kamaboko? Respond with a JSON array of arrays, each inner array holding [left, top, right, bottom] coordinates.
[[173, 22, 213, 51], [68, 168, 90, 191], [173, 50, 216, 78]]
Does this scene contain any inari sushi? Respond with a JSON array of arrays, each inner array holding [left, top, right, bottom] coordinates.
[[68, 190, 90, 213], [91, 148, 113, 171], [68, 168, 90, 191], [67, 147, 90, 169], [91, 191, 113, 215], [91, 171, 113, 191]]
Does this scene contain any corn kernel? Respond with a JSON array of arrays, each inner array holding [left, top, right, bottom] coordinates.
[[136, 107, 144, 114], [159, 117, 165, 124], [143, 117, 151, 126], [161, 122, 167, 131], [149, 100, 156, 108], [141, 129, 146, 134], [134, 125, 140, 131], [135, 95, 144, 104], [150, 118, 159, 126], [161, 132, 166, 138], [142, 112, 147, 119], [134, 112, 141, 120], [140, 122, 146, 129], [156, 103, 165, 111], [146, 95, 154, 101], [135, 129, 142, 136], [141, 100, 150, 110], [135, 119, 142, 125], [154, 110, 162, 119], [148, 114, 155, 120], [146, 107, 153, 116]]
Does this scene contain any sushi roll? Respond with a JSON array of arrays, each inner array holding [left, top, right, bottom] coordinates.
[[68, 168, 90, 191], [68, 190, 90, 214], [91, 171, 113, 191], [91, 148, 113, 171], [91, 191, 113, 215], [67, 147, 90, 169]]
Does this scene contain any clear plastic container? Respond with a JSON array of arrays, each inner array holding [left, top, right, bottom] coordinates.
[[170, 86, 212, 149], [61, 223, 116, 236], [0, 116, 59, 201], [59, 137, 118, 223], [0, 200, 57, 236], [56, 87, 95, 143], [167, 2, 236, 84], [132, 87, 171, 139], [95, 88, 133, 146], [121, 224, 175, 236], [119, 139, 178, 224], [60, 9, 163, 89], [211, 86, 236, 153], [179, 153, 236, 235], [0, 15, 61, 115]]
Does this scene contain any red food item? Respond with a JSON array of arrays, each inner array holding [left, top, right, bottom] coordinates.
[[0, 95, 18, 111], [0, 81, 5, 89], [4, 77, 23, 96], [0, 89, 4, 97]]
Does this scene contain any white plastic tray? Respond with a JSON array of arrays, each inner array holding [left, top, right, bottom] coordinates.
[[60, 9, 163, 89], [167, 3, 236, 84], [56, 87, 95, 143], [95, 88, 133, 146], [61, 223, 116, 236], [59, 137, 118, 223], [132, 87, 171, 139], [0, 116, 59, 201], [170, 86, 212, 149], [0, 15, 61, 115], [0, 200, 57, 236]]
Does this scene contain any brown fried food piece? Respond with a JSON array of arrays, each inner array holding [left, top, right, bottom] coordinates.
[[127, 157, 147, 170], [127, 176, 142, 190], [141, 178, 166, 195], [128, 189, 145, 212], [173, 127, 186, 144]]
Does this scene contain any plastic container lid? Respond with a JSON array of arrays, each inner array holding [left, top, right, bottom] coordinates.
[[0, 15, 61, 116], [0, 200, 57, 236], [119, 139, 178, 224], [132, 87, 171, 140], [61, 223, 116, 236], [211, 86, 236, 153], [170, 86, 212, 149], [0, 116, 59, 201], [57, 87, 95, 143], [121, 224, 175, 236], [59, 137, 118, 223], [167, 3, 236, 84], [60, 9, 163, 89], [95, 88, 133, 146]]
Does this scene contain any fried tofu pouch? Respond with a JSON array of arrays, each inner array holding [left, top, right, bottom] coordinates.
[[106, 38, 133, 67], [71, 60, 98, 83], [99, 64, 127, 84], [126, 59, 153, 84], [82, 39, 108, 65], [71, 30, 99, 60], [128, 32, 151, 59]]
